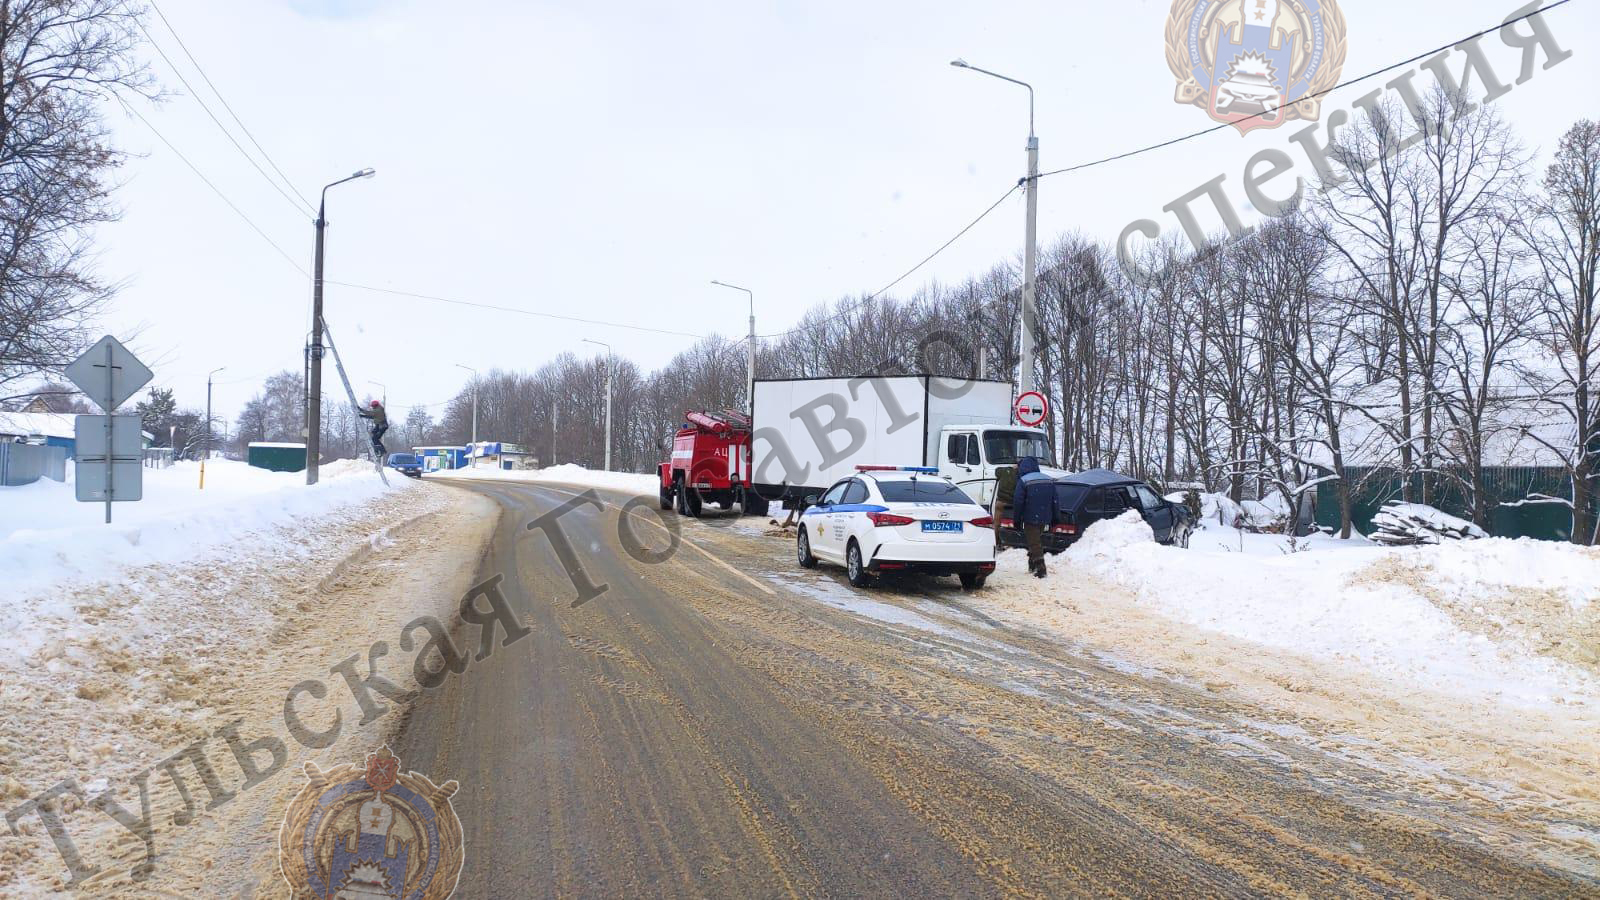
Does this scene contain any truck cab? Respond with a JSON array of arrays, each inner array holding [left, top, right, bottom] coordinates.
[[936, 425, 1053, 506]]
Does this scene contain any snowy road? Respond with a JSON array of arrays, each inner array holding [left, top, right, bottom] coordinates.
[[393, 479, 1597, 897]]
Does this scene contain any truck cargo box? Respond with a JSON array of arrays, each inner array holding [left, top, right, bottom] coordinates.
[[751, 375, 1016, 505]]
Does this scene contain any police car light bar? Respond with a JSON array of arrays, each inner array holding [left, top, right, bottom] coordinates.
[[855, 465, 939, 474]]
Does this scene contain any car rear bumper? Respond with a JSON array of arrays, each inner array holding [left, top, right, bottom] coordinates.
[[869, 558, 996, 576], [997, 526, 1077, 553]]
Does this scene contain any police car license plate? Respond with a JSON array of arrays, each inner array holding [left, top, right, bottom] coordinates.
[[921, 520, 963, 533]]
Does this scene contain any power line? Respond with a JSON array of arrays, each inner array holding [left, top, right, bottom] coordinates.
[[135, 19, 316, 218], [325, 281, 712, 339], [148, 0, 316, 213], [1037, 0, 1577, 181], [118, 98, 310, 277], [759, 182, 1021, 338]]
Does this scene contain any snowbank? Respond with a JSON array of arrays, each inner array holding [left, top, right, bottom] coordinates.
[[995, 511, 1600, 710], [429, 462, 658, 496], [1, 457, 409, 602]]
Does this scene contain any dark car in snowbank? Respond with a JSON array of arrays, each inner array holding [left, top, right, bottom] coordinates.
[[998, 468, 1194, 553]]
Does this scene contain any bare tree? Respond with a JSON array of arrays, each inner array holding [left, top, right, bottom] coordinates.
[[0, 0, 153, 400], [1520, 119, 1600, 544]]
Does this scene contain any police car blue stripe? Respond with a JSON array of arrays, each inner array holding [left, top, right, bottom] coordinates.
[[801, 504, 888, 517]]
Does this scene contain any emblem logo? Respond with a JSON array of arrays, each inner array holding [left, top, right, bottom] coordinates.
[[279, 747, 464, 899], [1165, 0, 1348, 134]]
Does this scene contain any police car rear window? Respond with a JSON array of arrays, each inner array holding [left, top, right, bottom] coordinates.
[[877, 480, 977, 504]]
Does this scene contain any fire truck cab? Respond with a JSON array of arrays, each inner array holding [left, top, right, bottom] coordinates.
[[658, 410, 769, 518]]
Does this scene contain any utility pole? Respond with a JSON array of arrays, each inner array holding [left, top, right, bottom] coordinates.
[[305, 168, 376, 485], [950, 59, 1039, 406], [582, 339, 613, 471], [455, 364, 479, 467], [711, 280, 756, 416], [201, 366, 223, 488]]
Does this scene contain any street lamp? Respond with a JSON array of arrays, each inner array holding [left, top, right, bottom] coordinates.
[[454, 364, 478, 467], [368, 380, 387, 406], [950, 59, 1040, 409], [306, 167, 377, 485], [710, 280, 755, 418], [201, 366, 224, 489], [582, 339, 613, 472]]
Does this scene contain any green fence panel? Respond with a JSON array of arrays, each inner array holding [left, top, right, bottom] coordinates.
[[1314, 465, 1579, 542]]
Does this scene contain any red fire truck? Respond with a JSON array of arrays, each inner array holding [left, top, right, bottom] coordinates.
[[657, 410, 769, 517]]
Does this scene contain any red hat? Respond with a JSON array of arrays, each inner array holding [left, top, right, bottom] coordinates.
[[370, 400, 380, 407]]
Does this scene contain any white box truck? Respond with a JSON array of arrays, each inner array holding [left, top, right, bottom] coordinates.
[[750, 375, 1053, 508]]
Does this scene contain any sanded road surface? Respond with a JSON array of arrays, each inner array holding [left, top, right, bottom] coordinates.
[[394, 480, 1597, 898]]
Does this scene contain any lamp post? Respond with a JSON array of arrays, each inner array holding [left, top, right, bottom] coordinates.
[[201, 366, 224, 488], [306, 167, 377, 485], [582, 339, 613, 472], [368, 380, 386, 406], [710, 280, 755, 417], [950, 59, 1039, 408], [454, 364, 478, 467]]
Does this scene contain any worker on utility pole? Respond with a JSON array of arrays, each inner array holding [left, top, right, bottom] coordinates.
[[358, 399, 389, 459]]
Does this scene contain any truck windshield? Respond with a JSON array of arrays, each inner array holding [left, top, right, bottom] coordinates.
[[983, 431, 1051, 465], [877, 479, 977, 504]]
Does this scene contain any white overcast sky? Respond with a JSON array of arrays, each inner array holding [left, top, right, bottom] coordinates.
[[98, 0, 1597, 425]]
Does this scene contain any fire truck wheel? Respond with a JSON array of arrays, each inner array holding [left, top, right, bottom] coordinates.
[[674, 479, 689, 515], [659, 484, 673, 510], [684, 488, 703, 518]]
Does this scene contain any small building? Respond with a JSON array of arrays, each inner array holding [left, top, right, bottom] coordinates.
[[0, 411, 78, 459], [467, 441, 538, 470], [0, 411, 155, 460], [248, 442, 307, 473], [414, 445, 468, 472]]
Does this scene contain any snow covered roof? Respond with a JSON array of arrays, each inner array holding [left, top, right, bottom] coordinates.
[[0, 411, 74, 440]]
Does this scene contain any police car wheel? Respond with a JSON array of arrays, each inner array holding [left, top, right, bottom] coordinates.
[[797, 528, 817, 569], [846, 541, 871, 588]]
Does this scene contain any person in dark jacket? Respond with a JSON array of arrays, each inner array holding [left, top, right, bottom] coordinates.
[[358, 399, 389, 457], [1014, 456, 1053, 577]]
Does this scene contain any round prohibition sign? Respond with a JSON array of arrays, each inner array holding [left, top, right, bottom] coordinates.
[[1014, 391, 1048, 427]]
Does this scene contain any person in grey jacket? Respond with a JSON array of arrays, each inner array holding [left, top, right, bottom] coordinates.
[[358, 399, 388, 458], [1014, 456, 1054, 577]]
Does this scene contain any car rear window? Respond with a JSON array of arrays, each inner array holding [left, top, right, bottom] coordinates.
[[877, 479, 977, 504], [1053, 483, 1089, 512]]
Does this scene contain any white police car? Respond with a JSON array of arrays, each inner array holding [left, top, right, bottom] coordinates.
[[796, 466, 996, 589]]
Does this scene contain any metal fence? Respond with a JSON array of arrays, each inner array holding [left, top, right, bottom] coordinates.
[[143, 448, 174, 469], [1314, 465, 1580, 542], [0, 441, 68, 486]]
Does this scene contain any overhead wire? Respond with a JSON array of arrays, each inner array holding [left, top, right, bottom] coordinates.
[[118, 97, 309, 277], [148, 0, 316, 212], [758, 182, 1021, 338], [324, 281, 712, 339], [135, 16, 316, 218], [1035, 0, 1577, 180]]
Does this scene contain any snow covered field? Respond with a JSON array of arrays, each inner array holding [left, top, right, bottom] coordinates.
[[993, 512, 1600, 712], [1, 458, 409, 655], [428, 462, 659, 496]]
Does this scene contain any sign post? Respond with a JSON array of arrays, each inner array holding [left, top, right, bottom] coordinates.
[[65, 335, 152, 523], [1014, 390, 1048, 428]]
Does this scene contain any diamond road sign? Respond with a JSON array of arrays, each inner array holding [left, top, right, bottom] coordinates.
[[64, 335, 152, 413]]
